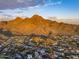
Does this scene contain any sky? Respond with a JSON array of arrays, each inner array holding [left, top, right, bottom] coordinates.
[[0, 0, 79, 21]]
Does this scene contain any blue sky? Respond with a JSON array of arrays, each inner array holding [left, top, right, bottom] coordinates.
[[0, 0, 79, 19]]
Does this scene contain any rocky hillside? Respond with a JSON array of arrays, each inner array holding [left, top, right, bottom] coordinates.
[[0, 15, 79, 36]]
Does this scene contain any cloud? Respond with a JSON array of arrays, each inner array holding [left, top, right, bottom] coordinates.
[[0, 0, 41, 9], [0, 11, 3, 13], [43, 0, 62, 7], [0, 0, 63, 19], [17, 0, 25, 3], [0, 0, 62, 9]]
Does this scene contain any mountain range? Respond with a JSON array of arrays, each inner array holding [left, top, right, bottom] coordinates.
[[0, 15, 79, 36]]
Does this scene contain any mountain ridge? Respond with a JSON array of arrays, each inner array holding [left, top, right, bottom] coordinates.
[[0, 15, 79, 36]]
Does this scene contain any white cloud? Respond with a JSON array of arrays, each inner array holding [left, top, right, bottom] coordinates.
[[42, 0, 62, 7]]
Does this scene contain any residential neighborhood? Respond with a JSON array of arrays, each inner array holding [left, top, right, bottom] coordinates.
[[0, 34, 79, 59]]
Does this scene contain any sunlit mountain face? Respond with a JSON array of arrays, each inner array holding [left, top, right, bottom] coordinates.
[[0, 0, 79, 24], [0, 15, 79, 35]]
